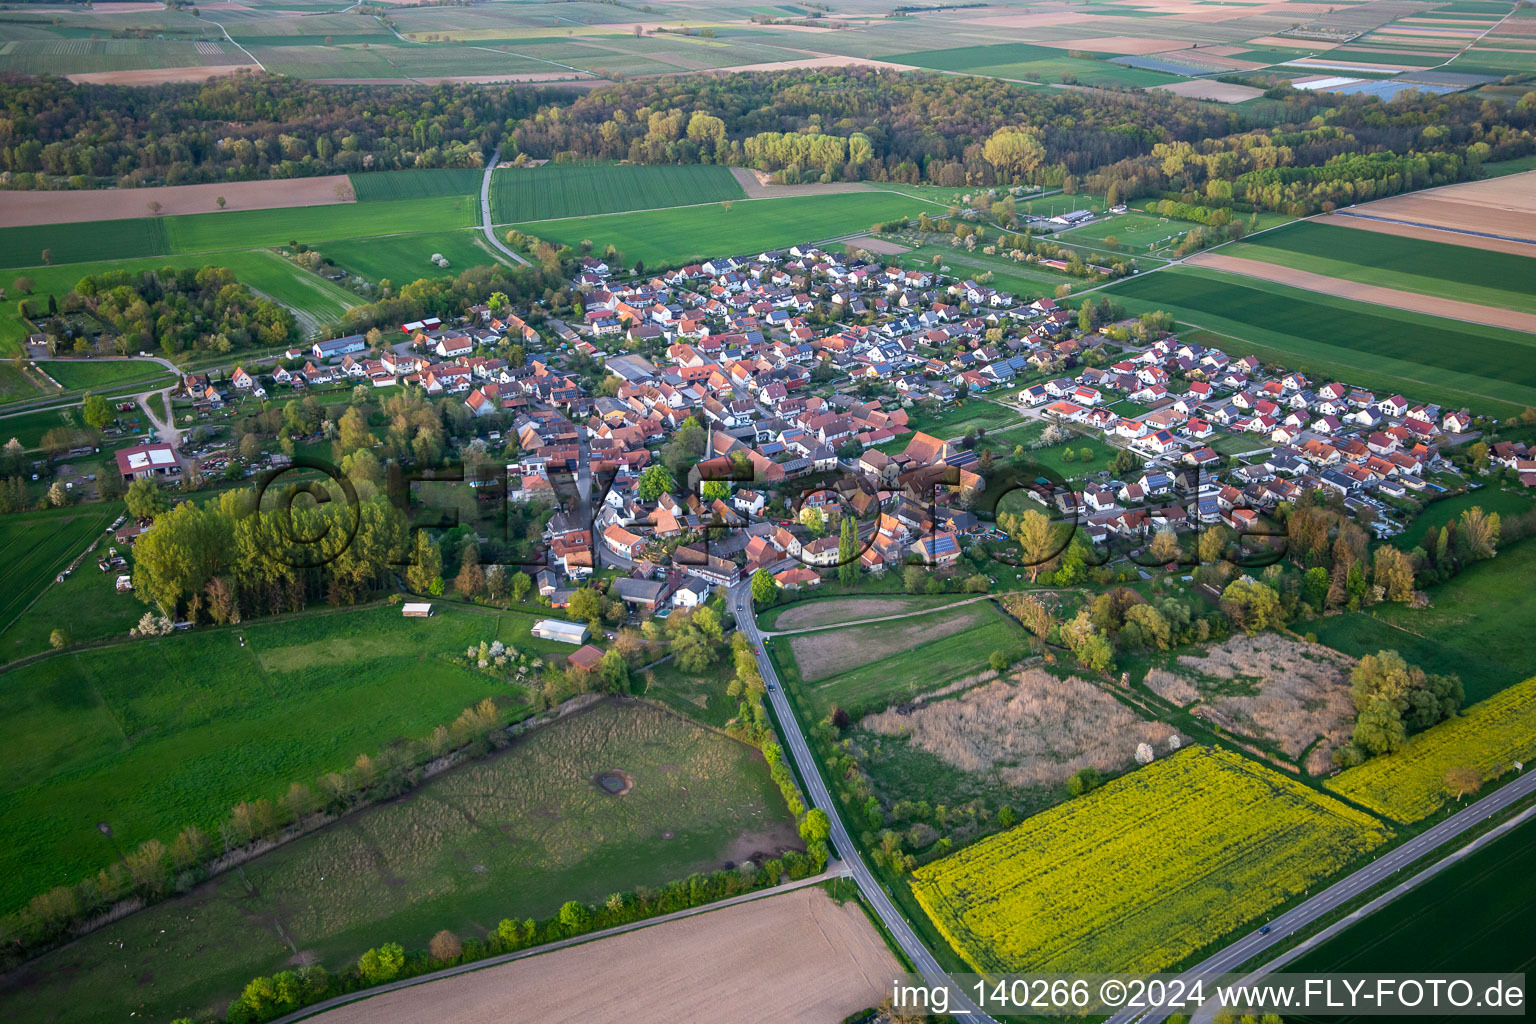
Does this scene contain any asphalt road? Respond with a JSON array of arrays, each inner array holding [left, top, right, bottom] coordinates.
[[1107, 766, 1536, 1024], [728, 582, 1000, 1024], [478, 147, 530, 268]]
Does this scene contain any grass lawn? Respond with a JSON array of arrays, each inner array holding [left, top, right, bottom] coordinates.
[[510, 191, 929, 268], [2, 699, 797, 1024], [757, 593, 963, 632], [907, 398, 1018, 439], [1106, 399, 1151, 417], [1285, 815, 1536, 1005], [1392, 487, 1534, 551], [1056, 210, 1194, 256], [39, 359, 174, 392], [1206, 430, 1272, 456], [1224, 221, 1536, 315], [1310, 538, 1536, 704], [897, 245, 1085, 301], [0, 403, 99, 450], [0, 527, 142, 663], [771, 602, 1026, 717], [322, 229, 513, 283], [1107, 266, 1536, 418], [0, 505, 118, 636], [0, 602, 569, 914], [0, 361, 46, 404], [982, 421, 1126, 481], [490, 162, 744, 223]]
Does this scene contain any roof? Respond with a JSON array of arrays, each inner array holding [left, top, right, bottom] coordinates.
[[531, 618, 588, 641], [568, 644, 605, 672], [115, 443, 178, 474]]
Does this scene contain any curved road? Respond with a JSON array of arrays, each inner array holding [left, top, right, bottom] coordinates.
[[1108, 766, 1536, 1024], [478, 147, 530, 267], [729, 581, 999, 1024]]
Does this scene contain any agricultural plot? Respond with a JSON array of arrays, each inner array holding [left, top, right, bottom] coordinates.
[[1311, 535, 1536, 705], [1222, 221, 1536, 316], [0, 507, 117, 639], [890, 41, 1181, 87], [788, 604, 997, 684], [1289, 815, 1536, 989], [1325, 675, 1536, 824], [322, 229, 512, 283], [2, 700, 798, 1024], [911, 746, 1393, 974], [0, 603, 563, 915], [1142, 633, 1356, 774], [761, 594, 963, 632], [1106, 266, 1536, 417], [348, 168, 485, 202], [490, 163, 745, 224], [514, 192, 926, 268]]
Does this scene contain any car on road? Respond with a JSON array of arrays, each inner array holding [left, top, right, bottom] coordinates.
[[1259, 924, 1271, 934]]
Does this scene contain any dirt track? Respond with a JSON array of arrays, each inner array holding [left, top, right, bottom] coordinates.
[[311, 886, 898, 1024], [1185, 252, 1536, 334], [0, 176, 356, 228]]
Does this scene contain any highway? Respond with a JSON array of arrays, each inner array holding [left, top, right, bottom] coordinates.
[[728, 582, 1000, 1024], [1107, 765, 1536, 1024]]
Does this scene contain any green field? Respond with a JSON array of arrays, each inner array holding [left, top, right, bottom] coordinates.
[[898, 246, 1084, 301], [771, 603, 1026, 717], [0, 196, 474, 271], [1392, 488, 1534, 552], [983, 421, 1128, 480], [0, 528, 143, 663], [1225, 221, 1536, 315], [1106, 266, 1536, 417], [890, 42, 1179, 87], [1311, 538, 1536, 705], [512, 191, 929, 267], [322, 229, 512, 283], [0, 603, 581, 914], [2, 699, 796, 1024], [1287, 816, 1536, 1020], [907, 399, 1018, 438], [0, 507, 117, 640], [39, 359, 174, 392], [491, 162, 745, 224], [349, 168, 485, 201]]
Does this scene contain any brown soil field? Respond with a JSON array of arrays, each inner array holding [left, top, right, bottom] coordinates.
[[1184, 252, 1536, 333], [1151, 79, 1266, 102], [1244, 35, 1341, 49], [310, 886, 898, 1024], [848, 234, 913, 256], [728, 166, 876, 200], [411, 72, 594, 84], [1331, 170, 1536, 244], [1035, 36, 1187, 55], [791, 606, 987, 683], [66, 64, 258, 86], [0, 176, 355, 228], [1314, 211, 1536, 257], [772, 596, 952, 631], [956, 11, 1096, 29], [863, 668, 1181, 791]]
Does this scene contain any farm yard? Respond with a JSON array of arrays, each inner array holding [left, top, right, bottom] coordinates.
[[1105, 266, 1536, 417], [306, 887, 896, 1024], [490, 163, 746, 224], [0, 603, 564, 916], [911, 746, 1392, 974], [0, 699, 799, 1024], [511, 192, 930, 267], [1325, 675, 1536, 824]]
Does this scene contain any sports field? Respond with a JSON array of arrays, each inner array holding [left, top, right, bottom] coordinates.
[[322, 229, 512, 283], [1106, 267, 1536, 417], [1224, 221, 1536, 315], [912, 746, 1392, 974], [0, 603, 572, 915], [513, 192, 928, 267], [2, 700, 798, 1024], [490, 163, 746, 224]]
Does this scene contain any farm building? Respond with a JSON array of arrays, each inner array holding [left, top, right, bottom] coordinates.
[[312, 334, 367, 360], [401, 602, 434, 618], [532, 619, 589, 645], [567, 644, 605, 674], [114, 442, 181, 482]]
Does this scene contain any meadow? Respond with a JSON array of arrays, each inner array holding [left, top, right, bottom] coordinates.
[[0, 603, 568, 914], [911, 746, 1392, 974], [982, 421, 1127, 481], [1224, 221, 1536, 315], [771, 603, 1026, 717], [0, 527, 143, 663], [0, 506, 118, 640], [1, 700, 797, 1024], [40, 360, 175, 392], [322, 229, 512, 283], [1325, 675, 1536, 824], [490, 163, 745, 224], [348, 168, 485, 201], [1310, 537, 1536, 705], [898, 246, 1081, 303], [1106, 267, 1536, 417], [1391, 489, 1534, 552], [1287, 815, 1536, 1004], [512, 192, 927, 267]]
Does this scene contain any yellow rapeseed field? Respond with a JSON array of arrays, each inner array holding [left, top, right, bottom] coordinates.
[[1326, 675, 1536, 823], [911, 746, 1392, 973]]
